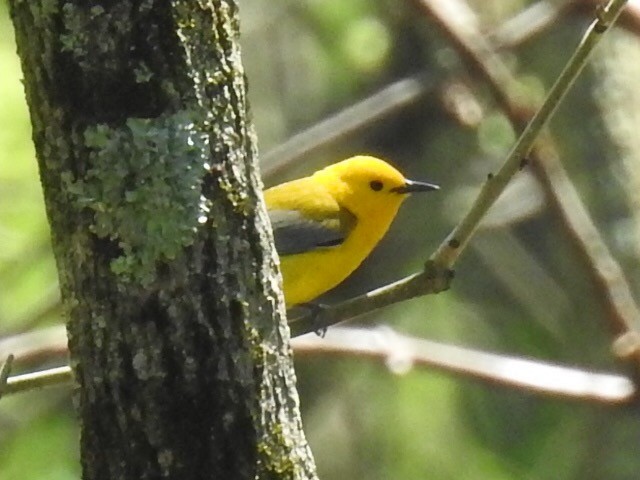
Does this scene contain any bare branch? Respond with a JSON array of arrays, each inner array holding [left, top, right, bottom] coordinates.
[[4, 365, 72, 396], [293, 327, 635, 404]]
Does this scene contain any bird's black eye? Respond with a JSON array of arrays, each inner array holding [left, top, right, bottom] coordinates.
[[369, 180, 384, 191]]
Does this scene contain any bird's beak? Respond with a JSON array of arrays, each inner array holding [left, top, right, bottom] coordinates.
[[391, 179, 440, 194]]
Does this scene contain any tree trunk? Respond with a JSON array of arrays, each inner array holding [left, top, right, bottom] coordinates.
[[9, 1, 317, 478]]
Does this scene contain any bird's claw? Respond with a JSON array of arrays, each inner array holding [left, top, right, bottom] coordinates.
[[299, 302, 329, 337]]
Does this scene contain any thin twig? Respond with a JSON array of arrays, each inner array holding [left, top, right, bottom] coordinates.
[[289, 267, 452, 337], [3, 365, 73, 396]]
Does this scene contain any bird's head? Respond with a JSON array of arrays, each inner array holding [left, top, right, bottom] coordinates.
[[315, 155, 439, 220]]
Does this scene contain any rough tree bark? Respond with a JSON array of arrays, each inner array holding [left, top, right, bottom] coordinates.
[[9, 1, 317, 479]]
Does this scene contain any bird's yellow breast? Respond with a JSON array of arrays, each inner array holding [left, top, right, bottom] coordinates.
[[276, 211, 396, 306]]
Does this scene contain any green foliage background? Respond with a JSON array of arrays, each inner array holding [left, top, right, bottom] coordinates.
[[2, 0, 640, 478]]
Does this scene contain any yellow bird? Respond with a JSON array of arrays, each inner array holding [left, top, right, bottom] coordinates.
[[264, 155, 439, 306]]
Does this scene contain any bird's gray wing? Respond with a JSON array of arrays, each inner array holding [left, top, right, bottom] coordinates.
[[268, 208, 356, 256]]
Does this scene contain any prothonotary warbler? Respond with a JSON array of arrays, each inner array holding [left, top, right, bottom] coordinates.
[[264, 155, 439, 306]]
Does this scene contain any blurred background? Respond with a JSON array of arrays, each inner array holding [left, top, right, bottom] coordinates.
[[2, 0, 640, 478]]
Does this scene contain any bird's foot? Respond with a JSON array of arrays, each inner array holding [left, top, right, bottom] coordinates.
[[298, 302, 330, 337]]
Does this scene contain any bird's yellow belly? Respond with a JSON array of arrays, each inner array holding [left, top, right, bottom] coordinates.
[[279, 245, 367, 306]]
